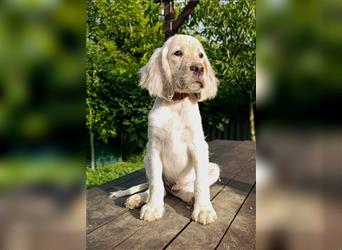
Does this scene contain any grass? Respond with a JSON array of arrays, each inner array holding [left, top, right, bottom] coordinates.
[[0, 157, 82, 191], [86, 154, 144, 189]]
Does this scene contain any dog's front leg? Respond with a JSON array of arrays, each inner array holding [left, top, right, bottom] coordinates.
[[191, 141, 217, 225], [140, 144, 165, 221]]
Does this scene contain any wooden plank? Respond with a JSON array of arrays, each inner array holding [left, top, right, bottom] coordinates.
[[86, 141, 241, 234], [86, 170, 146, 233], [87, 185, 224, 250], [114, 185, 224, 250], [208, 140, 241, 160], [216, 187, 256, 250], [166, 186, 254, 250], [105, 171, 147, 193], [214, 141, 254, 163], [87, 141, 255, 249], [87, 188, 128, 234], [87, 141, 247, 249], [87, 208, 146, 250], [98, 169, 146, 192], [115, 142, 255, 250], [212, 141, 254, 186], [87, 169, 145, 199], [165, 157, 255, 249]]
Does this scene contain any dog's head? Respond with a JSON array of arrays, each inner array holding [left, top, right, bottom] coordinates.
[[139, 34, 219, 101]]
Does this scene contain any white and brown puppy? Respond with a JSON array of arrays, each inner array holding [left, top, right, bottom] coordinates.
[[125, 34, 220, 225]]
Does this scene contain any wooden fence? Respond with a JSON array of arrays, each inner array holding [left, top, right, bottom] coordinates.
[[203, 112, 251, 141], [86, 111, 251, 167]]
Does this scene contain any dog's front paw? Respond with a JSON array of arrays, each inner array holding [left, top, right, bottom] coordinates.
[[192, 205, 217, 225], [140, 203, 164, 221]]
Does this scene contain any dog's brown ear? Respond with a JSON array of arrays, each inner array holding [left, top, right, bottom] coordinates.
[[139, 47, 174, 100], [199, 54, 219, 102]]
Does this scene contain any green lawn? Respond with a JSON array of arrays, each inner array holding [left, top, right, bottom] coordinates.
[[86, 155, 144, 189], [0, 157, 83, 191]]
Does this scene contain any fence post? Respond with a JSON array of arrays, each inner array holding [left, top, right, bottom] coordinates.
[[90, 130, 96, 169], [249, 99, 256, 142]]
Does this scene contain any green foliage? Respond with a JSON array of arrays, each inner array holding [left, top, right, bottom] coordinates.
[[0, 0, 84, 147], [181, 0, 256, 131], [86, 0, 163, 155], [86, 0, 256, 158], [86, 158, 144, 188], [0, 158, 82, 190]]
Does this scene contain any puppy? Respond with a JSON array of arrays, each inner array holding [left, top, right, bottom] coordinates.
[[124, 34, 220, 225]]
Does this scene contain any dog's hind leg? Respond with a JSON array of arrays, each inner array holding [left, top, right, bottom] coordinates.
[[125, 190, 149, 209], [170, 184, 195, 205], [125, 188, 167, 209], [208, 162, 220, 186], [167, 163, 220, 205]]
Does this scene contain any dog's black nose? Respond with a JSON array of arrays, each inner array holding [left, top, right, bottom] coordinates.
[[190, 64, 204, 75]]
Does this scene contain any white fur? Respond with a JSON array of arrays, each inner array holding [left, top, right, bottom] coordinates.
[[125, 35, 220, 225]]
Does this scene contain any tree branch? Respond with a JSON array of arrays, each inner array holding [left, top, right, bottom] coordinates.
[[158, 0, 199, 40], [171, 0, 199, 35]]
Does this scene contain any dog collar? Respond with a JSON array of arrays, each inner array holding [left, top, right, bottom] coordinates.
[[172, 92, 189, 101], [171, 92, 201, 101]]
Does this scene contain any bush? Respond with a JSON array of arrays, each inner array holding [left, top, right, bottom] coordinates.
[[86, 0, 163, 157], [86, 0, 256, 158], [180, 0, 256, 132], [86, 155, 144, 189]]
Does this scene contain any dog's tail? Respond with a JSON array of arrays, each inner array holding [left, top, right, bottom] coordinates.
[[109, 183, 149, 198]]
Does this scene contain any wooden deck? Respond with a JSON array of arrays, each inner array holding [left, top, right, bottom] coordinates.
[[87, 140, 255, 250]]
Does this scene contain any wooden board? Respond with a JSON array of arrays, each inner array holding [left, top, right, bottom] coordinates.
[[86, 170, 146, 233], [165, 157, 255, 249], [86, 140, 255, 250], [216, 187, 256, 250]]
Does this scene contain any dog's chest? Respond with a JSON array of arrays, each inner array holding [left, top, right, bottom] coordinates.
[[149, 99, 203, 181], [161, 112, 194, 180], [164, 109, 195, 145]]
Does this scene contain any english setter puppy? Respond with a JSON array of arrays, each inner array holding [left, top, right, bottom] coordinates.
[[124, 34, 220, 225]]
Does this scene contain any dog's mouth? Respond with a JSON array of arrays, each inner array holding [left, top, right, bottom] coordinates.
[[173, 79, 202, 100], [193, 81, 204, 88], [176, 80, 203, 93]]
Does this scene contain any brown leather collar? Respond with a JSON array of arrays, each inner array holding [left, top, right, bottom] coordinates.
[[171, 92, 201, 101], [172, 92, 190, 101]]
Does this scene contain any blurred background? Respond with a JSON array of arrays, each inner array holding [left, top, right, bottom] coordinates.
[[0, 0, 85, 249], [2, 0, 341, 248], [257, 0, 342, 249]]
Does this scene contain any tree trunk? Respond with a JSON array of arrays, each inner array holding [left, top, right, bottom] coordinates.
[[162, 0, 199, 40], [249, 99, 256, 142], [90, 130, 96, 169], [164, 0, 174, 40]]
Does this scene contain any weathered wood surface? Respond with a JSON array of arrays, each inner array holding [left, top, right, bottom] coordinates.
[[87, 140, 255, 249]]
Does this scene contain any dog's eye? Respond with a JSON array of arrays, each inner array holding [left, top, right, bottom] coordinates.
[[174, 50, 182, 56], [199, 52, 204, 58]]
